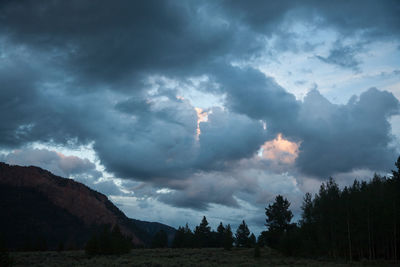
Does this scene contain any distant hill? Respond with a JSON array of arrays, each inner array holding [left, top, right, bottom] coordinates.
[[0, 162, 175, 250]]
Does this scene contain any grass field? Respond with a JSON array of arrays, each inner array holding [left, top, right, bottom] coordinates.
[[10, 248, 398, 267]]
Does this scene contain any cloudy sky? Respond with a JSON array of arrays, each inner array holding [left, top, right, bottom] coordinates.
[[1, 0, 400, 235]]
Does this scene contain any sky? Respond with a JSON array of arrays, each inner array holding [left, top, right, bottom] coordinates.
[[1, 0, 400, 235]]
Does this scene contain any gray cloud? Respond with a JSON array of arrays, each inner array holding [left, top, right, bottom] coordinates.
[[0, 147, 130, 196], [0, 0, 399, 212], [210, 65, 300, 135], [295, 88, 400, 177], [196, 107, 266, 170], [0, 0, 245, 90], [220, 0, 400, 39], [0, 148, 100, 178], [316, 41, 363, 71]]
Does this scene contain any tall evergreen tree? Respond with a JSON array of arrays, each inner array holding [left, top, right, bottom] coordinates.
[[265, 195, 293, 248], [249, 233, 256, 248], [183, 223, 194, 248], [223, 224, 234, 250], [235, 220, 250, 247], [217, 222, 226, 247], [194, 216, 211, 248], [172, 226, 185, 248], [265, 195, 293, 233]]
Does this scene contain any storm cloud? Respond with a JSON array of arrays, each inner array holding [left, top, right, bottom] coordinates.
[[0, 0, 399, 219], [0, 148, 99, 178]]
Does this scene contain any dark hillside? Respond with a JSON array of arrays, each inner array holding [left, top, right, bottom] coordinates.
[[0, 162, 175, 250]]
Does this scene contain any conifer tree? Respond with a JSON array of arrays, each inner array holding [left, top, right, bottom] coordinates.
[[183, 223, 194, 248], [217, 222, 226, 247], [265, 195, 293, 248], [223, 224, 234, 250], [265, 195, 293, 233], [194, 216, 211, 247], [249, 233, 257, 248], [235, 220, 250, 247], [172, 226, 185, 248]]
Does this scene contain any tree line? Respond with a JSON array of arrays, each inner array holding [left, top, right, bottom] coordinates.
[[260, 156, 400, 261], [170, 216, 257, 250], [168, 156, 400, 262]]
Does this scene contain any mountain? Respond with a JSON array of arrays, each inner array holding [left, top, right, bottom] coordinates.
[[0, 162, 175, 250]]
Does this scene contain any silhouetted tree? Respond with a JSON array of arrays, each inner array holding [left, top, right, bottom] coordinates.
[[183, 223, 195, 248], [194, 216, 211, 248], [257, 231, 267, 247], [172, 226, 185, 248], [216, 222, 226, 247], [265, 195, 293, 233], [235, 220, 250, 247], [249, 233, 257, 248], [265, 195, 293, 248], [223, 224, 234, 250]]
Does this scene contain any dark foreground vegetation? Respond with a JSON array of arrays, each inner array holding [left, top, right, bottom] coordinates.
[[10, 248, 398, 267]]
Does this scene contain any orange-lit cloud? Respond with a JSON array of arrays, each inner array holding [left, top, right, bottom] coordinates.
[[195, 107, 209, 140], [260, 133, 299, 164]]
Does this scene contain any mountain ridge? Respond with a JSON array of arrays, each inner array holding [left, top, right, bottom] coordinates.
[[0, 162, 175, 250]]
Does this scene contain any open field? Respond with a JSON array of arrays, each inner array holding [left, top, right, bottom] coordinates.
[[10, 248, 398, 267]]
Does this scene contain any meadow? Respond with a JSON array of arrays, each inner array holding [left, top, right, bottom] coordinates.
[[10, 248, 397, 267]]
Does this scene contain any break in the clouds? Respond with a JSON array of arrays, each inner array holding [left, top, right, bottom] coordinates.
[[1, 0, 400, 231]]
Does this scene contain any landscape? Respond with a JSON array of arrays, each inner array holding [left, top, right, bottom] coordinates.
[[1, 0, 400, 266]]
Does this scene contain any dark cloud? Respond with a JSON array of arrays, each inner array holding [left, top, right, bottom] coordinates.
[[0, 148, 100, 178], [0, 147, 130, 196], [0, 0, 399, 212], [158, 175, 240, 210], [196, 107, 266, 170], [295, 88, 400, 177], [221, 0, 400, 39], [0, 0, 243, 90], [0, 59, 40, 147], [209, 65, 300, 135]]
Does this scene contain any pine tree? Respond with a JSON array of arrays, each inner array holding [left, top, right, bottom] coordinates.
[[223, 224, 234, 250], [249, 233, 256, 248], [217, 222, 226, 247], [172, 226, 185, 248], [235, 220, 250, 247], [265, 195, 293, 233], [183, 223, 194, 248], [194, 216, 211, 247]]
